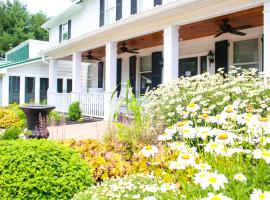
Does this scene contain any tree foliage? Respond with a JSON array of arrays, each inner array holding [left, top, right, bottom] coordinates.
[[0, 0, 49, 59]]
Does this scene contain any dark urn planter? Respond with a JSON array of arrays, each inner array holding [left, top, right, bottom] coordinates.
[[19, 105, 55, 139]]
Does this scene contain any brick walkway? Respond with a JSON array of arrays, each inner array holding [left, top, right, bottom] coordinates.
[[48, 120, 112, 141]]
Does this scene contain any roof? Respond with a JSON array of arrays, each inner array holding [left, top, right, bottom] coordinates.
[[6, 40, 49, 55], [42, 0, 83, 30], [0, 57, 42, 69]]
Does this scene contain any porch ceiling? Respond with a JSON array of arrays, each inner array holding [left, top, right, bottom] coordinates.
[[81, 6, 262, 60]]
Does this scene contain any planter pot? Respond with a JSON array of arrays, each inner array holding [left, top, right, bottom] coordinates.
[[19, 105, 55, 139]]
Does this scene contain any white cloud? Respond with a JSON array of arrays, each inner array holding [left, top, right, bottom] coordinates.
[[19, 0, 73, 17]]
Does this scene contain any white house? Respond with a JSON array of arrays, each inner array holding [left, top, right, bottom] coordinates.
[[39, 0, 269, 120], [0, 39, 91, 107]]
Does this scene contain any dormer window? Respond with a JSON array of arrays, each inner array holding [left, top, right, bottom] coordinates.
[[106, 0, 116, 25], [59, 20, 71, 43]]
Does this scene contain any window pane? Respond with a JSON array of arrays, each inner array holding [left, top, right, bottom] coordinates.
[[140, 72, 152, 94], [25, 77, 35, 103], [40, 78, 49, 102], [233, 39, 258, 64], [62, 23, 69, 41], [200, 56, 207, 74], [179, 57, 198, 77], [57, 79, 63, 93], [9, 76, 20, 104], [140, 56, 152, 72]]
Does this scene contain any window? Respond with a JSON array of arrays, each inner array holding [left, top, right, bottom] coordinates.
[[40, 78, 49, 102], [57, 79, 63, 93], [200, 56, 208, 74], [9, 76, 20, 104], [59, 20, 71, 43], [140, 56, 152, 94], [25, 77, 35, 103], [233, 39, 259, 69], [67, 79, 72, 93], [179, 57, 198, 77], [106, 0, 116, 25], [62, 22, 69, 41]]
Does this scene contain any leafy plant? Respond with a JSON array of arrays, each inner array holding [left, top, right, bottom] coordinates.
[[0, 139, 94, 200], [62, 139, 144, 182], [49, 111, 62, 123], [109, 80, 157, 145], [0, 126, 22, 140], [68, 101, 82, 121]]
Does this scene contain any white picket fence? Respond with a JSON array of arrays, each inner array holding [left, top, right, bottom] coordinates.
[[48, 91, 104, 118]]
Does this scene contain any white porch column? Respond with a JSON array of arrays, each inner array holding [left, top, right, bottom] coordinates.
[[264, 2, 270, 75], [2, 74, 9, 106], [72, 52, 82, 102], [48, 59, 57, 93], [104, 41, 117, 121], [163, 25, 179, 83], [35, 77, 40, 104], [48, 59, 57, 105], [19, 76, 25, 105]]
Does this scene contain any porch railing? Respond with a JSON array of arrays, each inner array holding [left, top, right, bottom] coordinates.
[[47, 91, 104, 118]]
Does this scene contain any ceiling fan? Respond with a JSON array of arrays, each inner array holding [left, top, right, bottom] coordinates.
[[214, 19, 251, 38], [118, 42, 139, 54], [82, 51, 101, 61]]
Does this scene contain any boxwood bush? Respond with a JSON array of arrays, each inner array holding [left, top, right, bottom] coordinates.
[[68, 101, 82, 121], [0, 139, 94, 200]]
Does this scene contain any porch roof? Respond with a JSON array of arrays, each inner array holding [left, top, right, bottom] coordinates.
[[42, 0, 264, 59]]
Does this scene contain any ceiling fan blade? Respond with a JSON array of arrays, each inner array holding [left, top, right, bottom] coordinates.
[[214, 32, 224, 38], [229, 29, 246, 36], [127, 50, 139, 54], [233, 25, 252, 30]]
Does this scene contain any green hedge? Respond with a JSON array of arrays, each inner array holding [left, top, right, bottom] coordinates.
[[0, 139, 94, 200]]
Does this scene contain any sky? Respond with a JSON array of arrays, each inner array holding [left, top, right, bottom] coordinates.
[[19, 0, 73, 17]]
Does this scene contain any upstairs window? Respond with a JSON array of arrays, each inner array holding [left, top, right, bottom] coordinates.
[[59, 20, 71, 43], [106, 0, 116, 25], [233, 38, 259, 70]]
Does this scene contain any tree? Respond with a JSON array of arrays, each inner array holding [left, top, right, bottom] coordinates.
[[0, 0, 49, 59]]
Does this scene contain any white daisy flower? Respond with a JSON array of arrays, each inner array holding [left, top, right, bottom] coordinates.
[[196, 127, 214, 140], [141, 145, 158, 157], [200, 192, 232, 200], [253, 149, 270, 164], [160, 183, 177, 192], [187, 103, 200, 113], [169, 141, 187, 151], [132, 194, 140, 199], [195, 163, 212, 171], [215, 131, 237, 144], [195, 172, 228, 190], [205, 141, 224, 154], [233, 173, 247, 182], [250, 188, 270, 200], [157, 132, 173, 141], [180, 127, 196, 139], [222, 105, 237, 119], [177, 153, 196, 166]]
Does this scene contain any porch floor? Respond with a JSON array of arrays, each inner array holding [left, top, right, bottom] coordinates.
[[48, 120, 111, 141]]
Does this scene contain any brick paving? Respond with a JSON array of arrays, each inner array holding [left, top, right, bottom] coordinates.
[[48, 120, 112, 141]]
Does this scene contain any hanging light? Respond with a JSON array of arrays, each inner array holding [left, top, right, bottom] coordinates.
[[207, 50, 214, 64]]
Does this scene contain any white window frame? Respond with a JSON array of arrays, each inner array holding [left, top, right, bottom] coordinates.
[[62, 22, 69, 41], [230, 37, 262, 71], [105, 0, 116, 25], [138, 0, 154, 13]]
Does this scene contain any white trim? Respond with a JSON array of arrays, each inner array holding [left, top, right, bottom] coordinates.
[[42, 0, 264, 59]]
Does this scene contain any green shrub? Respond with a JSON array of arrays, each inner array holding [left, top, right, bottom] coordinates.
[[0, 126, 22, 140], [68, 101, 82, 121], [49, 111, 62, 123], [0, 139, 94, 200], [0, 104, 26, 129]]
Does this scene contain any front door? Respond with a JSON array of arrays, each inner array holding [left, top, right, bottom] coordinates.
[[179, 57, 198, 77]]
